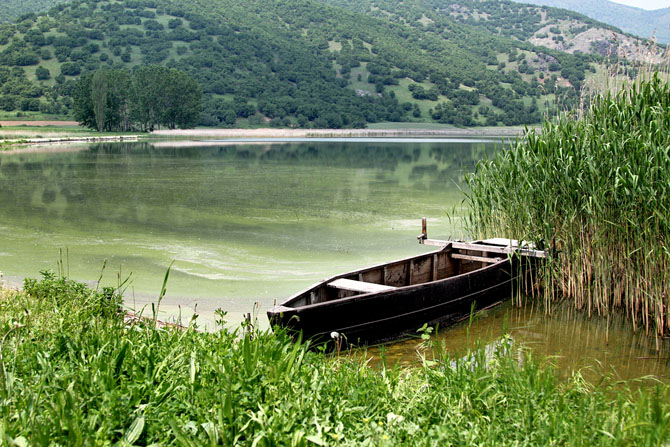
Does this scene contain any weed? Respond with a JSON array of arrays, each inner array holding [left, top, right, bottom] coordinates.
[[1, 276, 669, 445]]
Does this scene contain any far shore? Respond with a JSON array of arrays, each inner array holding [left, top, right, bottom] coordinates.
[[0, 120, 80, 126], [1, 135, 141, 149], [151, 126, 532, 138], [1, 122, 535, 151]]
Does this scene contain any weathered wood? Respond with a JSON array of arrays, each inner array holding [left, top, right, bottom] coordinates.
[[268, 244, 525, 347], [482, 238, 522, 246], [422, 239, 450, 247], [451, 241, 547, 259], [328, 278, 397, 294], [432, 254, 438, 280], [451, 253, 504, 264]]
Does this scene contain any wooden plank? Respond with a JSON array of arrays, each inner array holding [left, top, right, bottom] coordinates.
[[409, 259, 414, 285], [328, 278, 397, 294], [482, 237, 519, 246], [422, 239, 450, 247], [451, 241, 547, 259], [451, 253, 504, 264], [432, 254, 438, 281]]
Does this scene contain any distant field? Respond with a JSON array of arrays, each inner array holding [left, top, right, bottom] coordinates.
[[0, 121, 79, 127], [0, 124, 144, 143]]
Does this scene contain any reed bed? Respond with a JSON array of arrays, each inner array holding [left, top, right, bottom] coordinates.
[[466, 74, 670, 338], [2, 274, 670, 445]]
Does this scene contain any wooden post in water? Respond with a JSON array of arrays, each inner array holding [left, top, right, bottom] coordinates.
[[418, 217, 428, 243]]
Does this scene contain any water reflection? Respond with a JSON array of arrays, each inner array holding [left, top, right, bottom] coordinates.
[[0, 141, 489, 232], [0, 139, 491, 328]]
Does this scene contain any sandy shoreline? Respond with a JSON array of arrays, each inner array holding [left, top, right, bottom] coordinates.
[[0, 125, 532, 151], [152, 127, 530, 138], [1, 134, 141, 149]]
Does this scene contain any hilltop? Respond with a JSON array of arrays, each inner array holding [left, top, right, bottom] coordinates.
[[516, 0, 670, 44], [0, 0, 68, 24], [0, 0, 662, 128]]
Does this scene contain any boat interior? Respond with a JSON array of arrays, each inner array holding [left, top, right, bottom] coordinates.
[[290, 239, 521, 307]]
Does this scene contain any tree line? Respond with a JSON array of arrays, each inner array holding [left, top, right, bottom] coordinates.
[[73, 65, 201, 131]]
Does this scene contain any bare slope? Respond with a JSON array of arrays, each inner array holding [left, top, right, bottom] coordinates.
[[515, 0, 670, 43]]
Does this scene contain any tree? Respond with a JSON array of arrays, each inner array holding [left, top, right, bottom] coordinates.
[[91, 70, 109, 132], [161, 68, 201, 129], [35, 66, 50, 80], [130, 65, 201, 130], [90, 69, 131, 131], [72, 73, 96, 129], [129, 65, 164, 131], [74, 66, 201, 131]]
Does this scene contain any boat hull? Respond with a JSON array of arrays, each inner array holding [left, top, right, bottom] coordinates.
[[268, 255, 523, 347]]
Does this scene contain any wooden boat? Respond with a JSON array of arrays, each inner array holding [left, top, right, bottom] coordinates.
[[267, 220, 546, 347]]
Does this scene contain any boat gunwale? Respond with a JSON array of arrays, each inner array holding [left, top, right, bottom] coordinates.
[[270, 243, 513, 313]]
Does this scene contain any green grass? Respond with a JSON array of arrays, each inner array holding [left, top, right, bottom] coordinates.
[[465, 74, 670, 337], [366, 122, 456, 130], [1, 273, 670, 445], [0, 125, 144, 141]]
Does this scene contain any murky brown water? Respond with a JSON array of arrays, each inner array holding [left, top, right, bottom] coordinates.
[[368, 300, 670, 384]]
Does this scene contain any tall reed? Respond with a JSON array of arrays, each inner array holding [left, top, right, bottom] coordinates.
[[466, 74, 670, 337]]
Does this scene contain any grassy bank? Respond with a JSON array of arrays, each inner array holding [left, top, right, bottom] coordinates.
[[465, 75, 669, 337], [0, 125, 104, 139], [2, 274, 670, 445], [0, 125, 144, 150]]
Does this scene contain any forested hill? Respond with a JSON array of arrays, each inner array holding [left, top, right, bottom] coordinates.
[[0, 0, 652, 128], [0, 1, 68, 24], [515, 0, 670, 44]]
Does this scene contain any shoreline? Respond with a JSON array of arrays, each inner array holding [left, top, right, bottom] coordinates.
[[152, 126, 532, 138], [0, 125, 533, 151], [1, 135, 141, 147]]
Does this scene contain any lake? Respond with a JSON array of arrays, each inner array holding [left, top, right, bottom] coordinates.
[[1, 138, 668, 381], [0, 139, 489, 327]]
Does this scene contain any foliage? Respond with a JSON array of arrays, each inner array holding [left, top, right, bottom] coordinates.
[[73, 66, 201, 131], [2, 276, 670, 445], [0, 0, 613, 127], [131, 65, 201, 130], [22, 270, 123, 319], [465, 75, 670, 336]]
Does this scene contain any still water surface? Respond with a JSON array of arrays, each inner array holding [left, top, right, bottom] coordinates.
[[1, 139, 668, 381], [0, 140, 483, 325]]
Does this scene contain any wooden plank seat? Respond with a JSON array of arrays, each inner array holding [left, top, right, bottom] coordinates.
[[328, 278, 397, 294], [451, 253, 504, 264]]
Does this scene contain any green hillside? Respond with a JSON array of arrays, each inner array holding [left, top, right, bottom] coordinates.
[[0, 0, 600, 128], [324, 0, 613, 41]]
